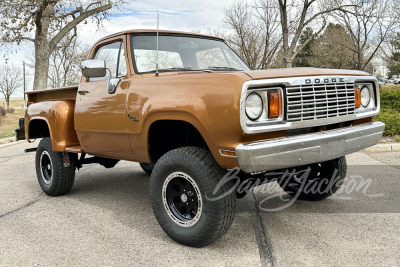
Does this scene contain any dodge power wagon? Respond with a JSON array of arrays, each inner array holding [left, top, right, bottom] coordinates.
[[16, 29, 385, 247]]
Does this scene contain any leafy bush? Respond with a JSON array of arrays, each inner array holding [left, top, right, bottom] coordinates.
[[0, 107, 6, 116], [374, 89, 400, 136], [379, 90, 400, 112], [6, 107, 15, 113], [375, 109, 400, 136]]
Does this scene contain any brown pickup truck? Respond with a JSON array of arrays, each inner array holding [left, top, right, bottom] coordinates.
[[16, 29, 385, 247]]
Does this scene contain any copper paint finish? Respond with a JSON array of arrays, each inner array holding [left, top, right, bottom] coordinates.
[[24, 30, 376, 169], [126, 71, 250, 168], [25, 100, 80, 151]]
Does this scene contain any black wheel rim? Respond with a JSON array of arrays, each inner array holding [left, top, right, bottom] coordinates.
[[162, 172, 202, 227], [40, 151, 53, 185]]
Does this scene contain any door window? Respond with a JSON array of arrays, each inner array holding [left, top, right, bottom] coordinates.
[[91, 41, 127, 81]]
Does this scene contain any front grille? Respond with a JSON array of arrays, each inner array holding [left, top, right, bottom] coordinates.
[[286, 81, 355, 122]]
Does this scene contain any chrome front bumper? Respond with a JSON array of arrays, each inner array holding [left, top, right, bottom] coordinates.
[[236, 121, 385, 173]]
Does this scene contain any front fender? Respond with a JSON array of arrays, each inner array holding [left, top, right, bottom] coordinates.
[[25, 100, 80, 151]]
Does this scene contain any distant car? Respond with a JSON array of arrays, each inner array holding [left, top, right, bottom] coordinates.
[[377, 77, 387, 85], [389, 78, 395, 83], [393, 78, 400, 84]]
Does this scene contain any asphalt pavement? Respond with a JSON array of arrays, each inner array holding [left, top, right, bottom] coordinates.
[[0, 140, 399, 267]]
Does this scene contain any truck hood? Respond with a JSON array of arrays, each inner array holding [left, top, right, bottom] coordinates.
[[243, 67, 371, 80]]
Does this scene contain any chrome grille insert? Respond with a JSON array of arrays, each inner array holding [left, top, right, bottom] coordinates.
[[286, 82, 355, 122]]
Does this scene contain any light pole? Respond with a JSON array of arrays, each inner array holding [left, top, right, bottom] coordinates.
[[23, 61, 26, 108]]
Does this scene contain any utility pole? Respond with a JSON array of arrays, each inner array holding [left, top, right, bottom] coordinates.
[[23, 61, 26, 108]]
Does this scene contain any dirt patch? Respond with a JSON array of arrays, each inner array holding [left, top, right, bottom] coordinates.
[[379, 135, 399, 143]]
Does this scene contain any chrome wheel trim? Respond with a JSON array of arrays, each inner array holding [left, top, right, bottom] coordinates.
[[40, 151, 53, 185], [162, 171, 202, 227]]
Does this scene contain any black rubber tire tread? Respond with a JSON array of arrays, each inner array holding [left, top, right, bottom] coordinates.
[[280, 157, 347, 201], [150, 147, 236, 247], [139, 162, 154, 175], [35, 137, 76, 196]]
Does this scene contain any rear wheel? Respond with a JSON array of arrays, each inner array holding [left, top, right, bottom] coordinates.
[[150, 147, 236, 247], [279, 157, 347, 201], [35, 137, 76, 196], [139, 162, 154, 175]]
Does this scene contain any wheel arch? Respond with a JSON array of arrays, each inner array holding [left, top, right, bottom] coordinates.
[[147, 119, 210, 163]]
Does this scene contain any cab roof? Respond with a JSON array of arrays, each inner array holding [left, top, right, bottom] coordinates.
[[96, 29, 225, 43]]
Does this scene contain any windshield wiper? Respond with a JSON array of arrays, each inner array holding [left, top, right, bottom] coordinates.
[[150, 67, 213, 73], [207, 66, 242, 71], [158, 67, 193, 71]]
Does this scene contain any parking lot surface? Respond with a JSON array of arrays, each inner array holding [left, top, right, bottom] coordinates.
[[1, 141, 399, 266]]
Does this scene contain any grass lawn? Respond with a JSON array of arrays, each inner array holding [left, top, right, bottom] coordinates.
[[0, 98, 26, 108], [380, 84, 400, 91], [0, 109, 25, 139]]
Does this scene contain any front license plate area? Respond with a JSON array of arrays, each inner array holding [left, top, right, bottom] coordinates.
[[320, 139, 345, 157]]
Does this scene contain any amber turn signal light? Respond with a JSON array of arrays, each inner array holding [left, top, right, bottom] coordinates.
[[354, 88, 361, 108], [219, 149, 237, 157], [269, 91, 282, 118]]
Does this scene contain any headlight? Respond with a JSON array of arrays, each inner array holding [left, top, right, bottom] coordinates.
[[360, 86, 370, 107], [245, 93, 263, 120]]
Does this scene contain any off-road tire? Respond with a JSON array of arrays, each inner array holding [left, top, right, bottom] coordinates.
[[35, 137, 76, 196], [150, 147, 236, 247], [279, 157, 347, 201], [140, 162, 154, 175]]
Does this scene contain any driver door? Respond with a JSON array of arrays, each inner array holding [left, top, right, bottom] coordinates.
[[75, 36, 132, 156]]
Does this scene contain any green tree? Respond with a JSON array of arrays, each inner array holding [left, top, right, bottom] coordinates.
[[387, 33, 400, 78], [309, 23, 354, 69], [293, 27, 314, 67]]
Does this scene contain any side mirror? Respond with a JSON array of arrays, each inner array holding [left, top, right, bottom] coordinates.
[[81, 59, 107, 78]]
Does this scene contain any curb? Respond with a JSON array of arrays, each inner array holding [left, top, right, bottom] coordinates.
[[364, 143, 400, 153], [0, 136, 16, 146]]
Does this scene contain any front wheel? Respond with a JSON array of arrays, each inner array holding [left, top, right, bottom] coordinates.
[[150, 147, 236, 247], [279, 157, 347, 201], [35, 138, 76, 196]]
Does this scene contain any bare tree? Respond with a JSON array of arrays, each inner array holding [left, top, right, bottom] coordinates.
[[0, 0, 127, 91], [0, 63, 22, 108], [334, 0, 399, 71], [277, 0, 353, 68], [221, 1, 281, 70], [48, 34, 91, 88]]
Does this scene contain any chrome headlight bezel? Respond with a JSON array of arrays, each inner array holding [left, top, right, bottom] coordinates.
[[243, 86, 285, 125], [355, 82, 376, 114]]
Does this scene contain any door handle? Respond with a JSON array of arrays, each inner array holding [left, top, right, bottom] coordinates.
[[78, 90, 90, 95]]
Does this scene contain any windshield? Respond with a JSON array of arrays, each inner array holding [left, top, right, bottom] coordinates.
[[131, 35, 250, 73]]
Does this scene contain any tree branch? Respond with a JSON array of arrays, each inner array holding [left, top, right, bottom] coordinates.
[[49, 1, 112, 51]]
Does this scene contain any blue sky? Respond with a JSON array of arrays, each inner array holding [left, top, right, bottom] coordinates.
[[1, 0, 237, 98]]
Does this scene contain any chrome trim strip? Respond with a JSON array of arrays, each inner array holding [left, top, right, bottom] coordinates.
[[240, 75, 380, 134], [235, 121, 385, 173]]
